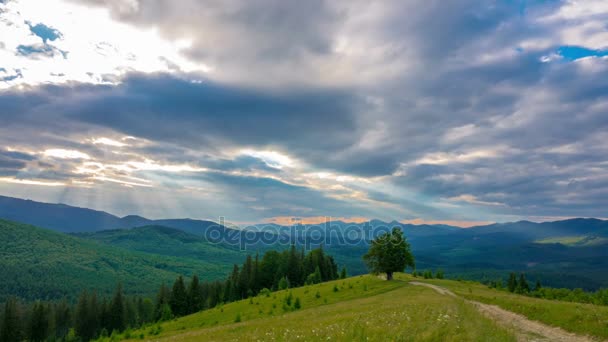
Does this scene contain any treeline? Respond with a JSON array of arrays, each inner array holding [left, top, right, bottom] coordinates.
[[0, 246, 342, 342], [157, 245, 341, 318], [487, 272, 608, 306], [411, 269, 444, 279], [0, 285, 154, 342]]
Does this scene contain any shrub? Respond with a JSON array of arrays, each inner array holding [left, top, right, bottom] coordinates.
[[294, 297, 301, 310]]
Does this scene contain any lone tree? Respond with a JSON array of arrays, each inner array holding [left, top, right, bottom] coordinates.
[[363, 227, 415, 280]]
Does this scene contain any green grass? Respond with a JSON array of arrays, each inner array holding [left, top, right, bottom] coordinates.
[[403, 274, 608, 340], [535, 235, 608, 247], [118, 275, 514, 342]]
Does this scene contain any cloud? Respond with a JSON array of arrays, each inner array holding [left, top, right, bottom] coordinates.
[[1, 0, 608, 222]]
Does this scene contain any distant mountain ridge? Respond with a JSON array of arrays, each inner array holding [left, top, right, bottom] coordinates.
[[0, 195, 224, 235], [1, 195, 607, 239]]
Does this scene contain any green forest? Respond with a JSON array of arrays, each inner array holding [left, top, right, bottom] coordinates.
[[0, 246, 341, 342]]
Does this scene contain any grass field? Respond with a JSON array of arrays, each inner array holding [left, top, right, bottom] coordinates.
[[113, 275, 514, 342], [401, 274, 608, 340], [535, 235, 608, 247], [97, 273, 608, 341]]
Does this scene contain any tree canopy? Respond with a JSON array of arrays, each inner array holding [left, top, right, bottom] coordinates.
[[363, 227, 415, 280]]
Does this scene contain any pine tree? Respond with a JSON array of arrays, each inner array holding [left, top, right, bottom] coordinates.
[[170, 276, 188, 316], [125, 297, 138, 329], [534, 280, 542, 292], [278, 276, 289, 290], [138, 298, 154, 325], [436, 269, 445, 279], [109, 283, 126, 333], [75, 290, 93, 341], [28, 301, 48, 342], [1, 297, 22, 342], [507, 273, 517, 293], [88, 291, 100, 338], [229, 265, 240, 301], [252, 253, 260, 294], [260, 251, 281, 290], [340, 267, 347, 279], [98, 298, 110, 333], [239, 256, 253, 298], [187, 275, 203, 314], [155, 284, 171, 321], [286, 245, 303, 286], [517, 274, 530, 294], [45, 303, 56, 341]]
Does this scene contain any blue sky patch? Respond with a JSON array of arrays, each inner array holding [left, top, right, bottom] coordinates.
[[27, 22, 62, 43], [558, 46, 608, 61]]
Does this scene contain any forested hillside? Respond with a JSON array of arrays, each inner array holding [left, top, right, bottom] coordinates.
[[73, 226, 246, 265], [0, 219, 230, 301]]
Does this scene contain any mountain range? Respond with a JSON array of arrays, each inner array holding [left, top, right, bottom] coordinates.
[[1, 194, 607, 301]]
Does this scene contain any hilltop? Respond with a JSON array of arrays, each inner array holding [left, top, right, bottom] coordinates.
[[108, 274, 606, 342]]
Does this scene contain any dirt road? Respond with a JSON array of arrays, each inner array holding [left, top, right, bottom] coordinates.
[[410, 281, 597, 342]]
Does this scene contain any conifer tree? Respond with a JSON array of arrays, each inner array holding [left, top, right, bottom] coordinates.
[[170, 276, 188, 316], [75, 290, 93, 341], [507, 273, 517, 293], [187, 275, 203, 314], [252, 253, 260, 294], [340, 267, 347, 279], [229, 265, 240, 301], [0, 297, 22, 342], [88, 291, 100, 338], [109, 284, 126, 333], [28, 301, 48, 342], [155, 283, 171, 321], [517, 274, 530, 294], [286, 245, 301, 286]]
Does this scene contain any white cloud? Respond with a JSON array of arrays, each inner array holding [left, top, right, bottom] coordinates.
[[91, 137, 128, 147], [240, 149, 294, 169], [43, 149, 90, 159], [0, 0, 209, 89]]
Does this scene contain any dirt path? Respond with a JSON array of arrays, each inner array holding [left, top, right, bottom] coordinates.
[[410, 281, 597, 342]]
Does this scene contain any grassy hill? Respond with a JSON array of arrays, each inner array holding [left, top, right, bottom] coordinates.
[[116, 275, 514, 342], [0, 219, 232, 301], [100, 274, 608, 342]]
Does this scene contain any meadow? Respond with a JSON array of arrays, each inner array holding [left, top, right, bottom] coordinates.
[[405, 274, 608, 340], [114, 275, 515, 342]]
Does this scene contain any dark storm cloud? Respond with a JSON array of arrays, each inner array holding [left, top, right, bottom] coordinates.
[[0, 150, 36, 173], [8, 73, 360, 152]]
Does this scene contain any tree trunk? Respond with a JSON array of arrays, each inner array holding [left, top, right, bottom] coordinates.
[[386, 272, 393, 280]]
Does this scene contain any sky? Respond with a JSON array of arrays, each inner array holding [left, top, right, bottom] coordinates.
[[1, 0, 608, 226]]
